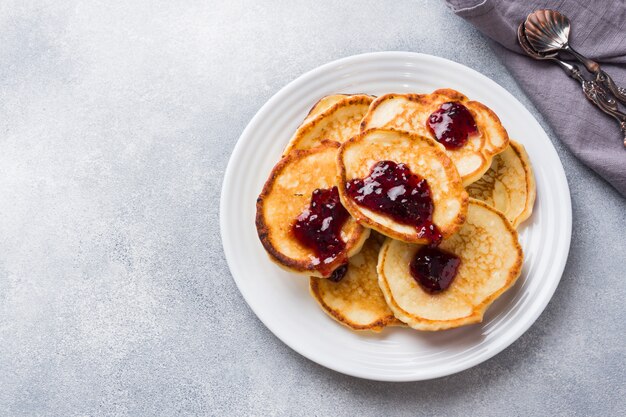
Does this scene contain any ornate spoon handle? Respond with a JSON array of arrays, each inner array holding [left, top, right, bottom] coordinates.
[[566, 45, 626, 106], [562, 62, 626, 147], [581, 78, 626, 147], [595, 69, 626, 106]]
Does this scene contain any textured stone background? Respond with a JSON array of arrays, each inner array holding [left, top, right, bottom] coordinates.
[[0, 0, 624, 416]]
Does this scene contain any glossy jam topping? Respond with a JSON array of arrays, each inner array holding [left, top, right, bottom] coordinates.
[[328, 263, 348, 282], [410, 246, 461, 293], [346, 161, 442, 244], [427, 102, 477, 149], [292, 186, 350, 279]]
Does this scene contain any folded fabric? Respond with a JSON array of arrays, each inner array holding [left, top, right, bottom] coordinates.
[[445, 0, 626, 196]]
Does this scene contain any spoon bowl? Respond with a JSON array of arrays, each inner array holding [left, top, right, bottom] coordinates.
[[524, 9, 570, 54], [517, 23, 579, 78], [524, 9, 600, 74], [517, 23, 558, 61]]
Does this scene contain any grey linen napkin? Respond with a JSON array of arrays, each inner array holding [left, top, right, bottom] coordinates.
[[445, 0, 626, 196]]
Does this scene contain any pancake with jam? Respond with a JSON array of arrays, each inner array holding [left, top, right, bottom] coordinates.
[[377, 199, 523, 331], [466, 140, 536, 227], [256, 141, 369, 279], [310, 233, 402, 331], [360, 89, 509, 185], [283, 94, 374, 155], [337, 128, 468, 245]]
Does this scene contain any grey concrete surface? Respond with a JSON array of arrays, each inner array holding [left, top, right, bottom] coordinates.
[[0, 0, 624, 416]]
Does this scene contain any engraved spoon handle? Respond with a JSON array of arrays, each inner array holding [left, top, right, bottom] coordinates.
[[555, 59, 626, 147], [565, 45, 626, 105], [595, 69, 626, 106], [580, 79, 626, 148]]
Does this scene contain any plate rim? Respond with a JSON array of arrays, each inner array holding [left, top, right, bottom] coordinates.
[[220, 51, 572, 382]]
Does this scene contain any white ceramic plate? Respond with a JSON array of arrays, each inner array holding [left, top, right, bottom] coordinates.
[[220, 52, 571, 381]]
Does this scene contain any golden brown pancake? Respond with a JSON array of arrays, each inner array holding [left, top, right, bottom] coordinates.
[[256, 141, 369, 277], [303, 94, 352, 123], [337, 128, 468, 244], [360, 89, 509, 185], [466, 140, 536, 227], [283, 94, 374, 155], [310, 234, 401, 331], [377, 199, 523, 331]]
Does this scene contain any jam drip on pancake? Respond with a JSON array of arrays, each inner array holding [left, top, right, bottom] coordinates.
[[292, 186, 349, 280], [410, 246, 461, 294], [427, 102, 477, 149], [346, 161, 442, 244]]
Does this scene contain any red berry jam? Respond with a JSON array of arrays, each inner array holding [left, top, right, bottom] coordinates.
[[410, 246, 461, 293], [292, 186, 350, 279], [427, 102, 477, 149], [328, 263, 348, 282], [346, 161, 442, 244]]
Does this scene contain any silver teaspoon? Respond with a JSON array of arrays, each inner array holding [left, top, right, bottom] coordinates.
[[524, 9, 626, 105], [518, 23, 626, 147]]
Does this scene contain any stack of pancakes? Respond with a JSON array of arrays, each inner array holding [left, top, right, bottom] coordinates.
[[256, 89, 535, 332]]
